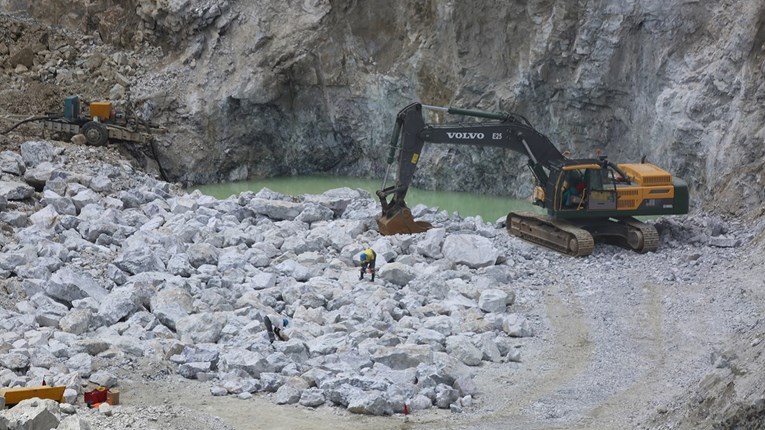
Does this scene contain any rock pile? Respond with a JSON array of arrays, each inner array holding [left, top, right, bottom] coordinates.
[[0, 139, 757, 429], [0, 140, 531, 423]]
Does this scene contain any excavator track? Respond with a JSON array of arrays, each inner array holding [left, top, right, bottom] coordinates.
[[507, 211, 595, 257], [622, 218, 659, 253]]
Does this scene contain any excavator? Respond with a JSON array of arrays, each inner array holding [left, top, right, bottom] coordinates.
[[375, 102, 689, 256]]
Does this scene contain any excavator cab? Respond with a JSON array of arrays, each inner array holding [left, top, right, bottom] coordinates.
[[545, 159, 626, 215]]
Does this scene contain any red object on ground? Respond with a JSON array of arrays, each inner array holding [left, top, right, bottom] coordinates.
[[84, 387, 108, 405], [403, 403, 409, 415]]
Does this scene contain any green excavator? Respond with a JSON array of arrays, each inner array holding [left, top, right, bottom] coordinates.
[[376, 102, 689, 256]]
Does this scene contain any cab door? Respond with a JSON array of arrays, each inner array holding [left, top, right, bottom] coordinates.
[[586, 167, 616, 210]]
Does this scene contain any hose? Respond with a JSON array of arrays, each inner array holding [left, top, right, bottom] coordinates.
[[115, 107, 170, 183], [0, 115, 60, 135], [149, 137, 170, 183]]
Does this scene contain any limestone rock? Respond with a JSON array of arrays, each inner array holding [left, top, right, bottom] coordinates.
[[442, 234, 499, 268], [478, 289, 510, 313], [0, 180, 34, 200], [377, 262, 417, 286]]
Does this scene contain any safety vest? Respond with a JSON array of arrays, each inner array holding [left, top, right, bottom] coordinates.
[[361, 248, 376, 261]]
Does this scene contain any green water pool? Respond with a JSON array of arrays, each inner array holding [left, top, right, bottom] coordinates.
[[191, 175, 542, 223]]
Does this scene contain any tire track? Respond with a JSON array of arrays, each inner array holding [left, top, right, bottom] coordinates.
[[417, 282, 596, 430]]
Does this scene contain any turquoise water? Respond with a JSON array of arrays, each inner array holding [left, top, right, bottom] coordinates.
[[191, 175, 542, 222]]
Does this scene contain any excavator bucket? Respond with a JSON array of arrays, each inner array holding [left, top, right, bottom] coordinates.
[[377, 208, 432, 236]]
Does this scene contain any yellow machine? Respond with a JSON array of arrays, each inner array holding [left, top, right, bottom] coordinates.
[[0, 385, 66, 406], [376, 103, 689, 256]]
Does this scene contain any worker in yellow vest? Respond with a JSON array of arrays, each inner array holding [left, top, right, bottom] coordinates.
[[358, 248, 376, 281]]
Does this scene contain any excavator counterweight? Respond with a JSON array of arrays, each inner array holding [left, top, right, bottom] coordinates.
[[375, 102, 689, 256]]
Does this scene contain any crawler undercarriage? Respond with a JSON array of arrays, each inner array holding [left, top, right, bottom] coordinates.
[[507, 211, 659, 257]]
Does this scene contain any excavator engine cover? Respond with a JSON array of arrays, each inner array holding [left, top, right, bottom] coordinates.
[[377, 208, 431, 235]]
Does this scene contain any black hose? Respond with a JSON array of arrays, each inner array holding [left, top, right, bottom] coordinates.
[[148, 136, 170, 182], [0, 116, 55, 135], [131, 114, 169, 182]]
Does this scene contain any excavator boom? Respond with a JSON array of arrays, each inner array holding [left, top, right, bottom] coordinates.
[[377, 102, 563, 234]]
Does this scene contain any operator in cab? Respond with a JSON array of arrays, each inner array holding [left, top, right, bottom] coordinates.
[[563, 171, 586, 208]]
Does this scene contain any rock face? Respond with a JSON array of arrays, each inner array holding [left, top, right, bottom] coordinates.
[[3, 1, 764, 216]]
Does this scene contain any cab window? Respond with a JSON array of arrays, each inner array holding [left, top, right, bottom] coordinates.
[[588, 168, 605, 190]]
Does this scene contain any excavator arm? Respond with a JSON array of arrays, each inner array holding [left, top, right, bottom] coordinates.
[[376, 102, 563, 234]]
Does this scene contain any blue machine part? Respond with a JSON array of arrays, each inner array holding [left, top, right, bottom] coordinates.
[[64, 96, 80, 120]]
